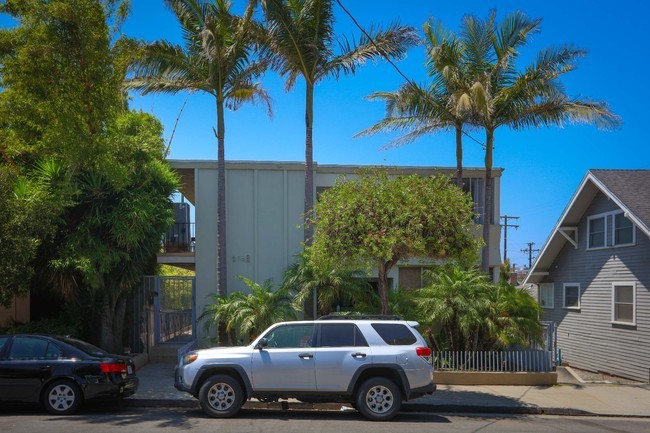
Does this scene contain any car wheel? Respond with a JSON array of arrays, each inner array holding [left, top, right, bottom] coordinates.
[[43, 380, 83, 415], [198, 374, 244, 418], [355, 377, 402, 421]]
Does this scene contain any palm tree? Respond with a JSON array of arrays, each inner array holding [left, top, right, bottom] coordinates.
[[258, 0, 418, 244], [201, 276, 298, 343], [126, 0, 272, 297], [455, 11, 621, 273], [283, 251, 373, 317], [358, 19, 472, 188]]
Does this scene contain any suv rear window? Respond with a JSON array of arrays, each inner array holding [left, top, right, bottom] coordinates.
[[318, 324, 368, 347], [371, 323, 417, 345]]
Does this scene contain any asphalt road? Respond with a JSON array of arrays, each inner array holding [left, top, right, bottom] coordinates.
[[0, 406, 648, 433]]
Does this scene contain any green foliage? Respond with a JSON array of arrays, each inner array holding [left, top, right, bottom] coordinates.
[[200, 276, 298, 344], [0, 165, 63, 307], [414, 266, 541, 351], [5, 317, 81, 337], [0, 0, 123, 168], [309, 168, 480, 314], [283, 251, 373, 317]]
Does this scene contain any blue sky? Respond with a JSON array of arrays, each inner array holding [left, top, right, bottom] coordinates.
[[2, 1, 649, 269]]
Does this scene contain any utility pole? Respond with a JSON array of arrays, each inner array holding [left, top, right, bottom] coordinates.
[[521, 242, 540, 268], [500, 215, 519, 262]]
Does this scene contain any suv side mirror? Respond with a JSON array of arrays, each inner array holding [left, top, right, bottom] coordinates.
[[255, 338, 269, 350]]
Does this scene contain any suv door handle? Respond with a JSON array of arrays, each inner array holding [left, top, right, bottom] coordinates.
[[351, 353, 367, 359], [298, 353, 314, 359]]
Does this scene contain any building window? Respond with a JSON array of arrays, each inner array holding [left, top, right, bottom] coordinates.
[[588, 215, 605, 248], [587, 211, 635, 250], [612, 282, 636, 325], [613, 213, 634, 246], [563, 283, 581, 309], [539, 283, 554, 309], [398, 266, 429, 290]]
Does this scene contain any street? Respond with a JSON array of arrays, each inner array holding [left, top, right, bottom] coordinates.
[[0, 405, 648, 433]]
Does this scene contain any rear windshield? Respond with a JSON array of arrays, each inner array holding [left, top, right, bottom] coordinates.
[[371, 323, 417, 345], [61, 337, 107, 357]]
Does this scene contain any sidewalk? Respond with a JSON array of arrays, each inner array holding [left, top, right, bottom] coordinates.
[[125, 363, 650, 417]]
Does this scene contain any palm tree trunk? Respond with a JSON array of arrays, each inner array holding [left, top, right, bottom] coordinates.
[[481, 128, 494, 275], [455, 124, 463, 188], [217, 99, 227, 297], [304, 82, 314, 246]]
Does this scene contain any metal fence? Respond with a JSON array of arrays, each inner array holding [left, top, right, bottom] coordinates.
[[434, 349, 554, 372]]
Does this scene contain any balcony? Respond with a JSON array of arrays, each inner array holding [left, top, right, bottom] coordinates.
[[158, 223, 196, 268]]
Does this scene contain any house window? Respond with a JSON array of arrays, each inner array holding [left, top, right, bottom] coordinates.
[[587, 211, 635, 249], [539, 283, 554, 309], [588, 216, 605, 248], [613, 213, 634, 246], [563, 283, 581, 309], [612, 282, 635, 325]]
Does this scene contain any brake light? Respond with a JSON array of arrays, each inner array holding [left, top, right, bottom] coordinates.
[[100, 362, 127, 374], [416, 347, 433, 365]]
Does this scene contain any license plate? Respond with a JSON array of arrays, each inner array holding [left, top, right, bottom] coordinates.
[[127, 366, 133, 374]]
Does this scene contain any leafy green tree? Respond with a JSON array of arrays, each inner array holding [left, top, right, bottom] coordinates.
[[454, 11, 620, 272], [308, 168, 480, 315], [414, 266, 541, 351], [201, 276, 298, 344], [32, 112, 178, 351], [283, 251, 373, 317], [359, 19, 471, 188], [0, 165, 62, 307], [0, 1, 178, 351], [127, 0, 272, 297], [258, 0, 418, 244], [0, 0, 127, 169]]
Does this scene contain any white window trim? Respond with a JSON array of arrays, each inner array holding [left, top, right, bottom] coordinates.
[[612, 212, 636, 247], [539, 283, 554, 309], [587, 214, 606, 250], [563, 283, 581, 310], [586, 210, 636, 250], [611, 281, 636, 325]]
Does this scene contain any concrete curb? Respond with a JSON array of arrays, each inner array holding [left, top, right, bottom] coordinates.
[[122, 398, 650, 418]]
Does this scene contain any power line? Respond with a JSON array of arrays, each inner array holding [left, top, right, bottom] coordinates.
[[500, 215, 519, 262], [335, 0, 485, 148], [521, 242, 540, 269]]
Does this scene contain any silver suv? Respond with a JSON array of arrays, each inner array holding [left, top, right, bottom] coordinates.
[[175, 316, 435, 421]]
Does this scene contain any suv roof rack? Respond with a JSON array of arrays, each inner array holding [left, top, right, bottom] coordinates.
[[317, 314, 403, 321]]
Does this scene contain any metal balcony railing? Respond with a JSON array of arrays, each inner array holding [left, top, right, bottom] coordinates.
[[162, 222, 195, 253]]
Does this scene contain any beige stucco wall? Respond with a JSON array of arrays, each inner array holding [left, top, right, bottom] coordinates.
[[0, 294, 30, 327]]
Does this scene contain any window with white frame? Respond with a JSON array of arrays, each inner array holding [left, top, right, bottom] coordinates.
[[587, 215, 605, 248], [563, 283, 581, 309], [614, 213, 634, 246], [587, 210, 635, 249], [539, 283, 554, 309], [612, 282, 636, 325]]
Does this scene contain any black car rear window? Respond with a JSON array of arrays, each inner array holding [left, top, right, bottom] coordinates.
[[371, 323, 417, 345], [60, 337, 107, 357]]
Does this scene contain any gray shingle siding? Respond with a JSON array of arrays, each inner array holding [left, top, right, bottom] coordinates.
[[539, 191, 650, 382]]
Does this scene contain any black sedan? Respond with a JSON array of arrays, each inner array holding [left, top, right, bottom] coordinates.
[[0, 334, 138, 414]]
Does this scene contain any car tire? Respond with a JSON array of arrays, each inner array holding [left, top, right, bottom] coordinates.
[[355, 377, 402, 421], [42, 380, 83, 415], [198, 374, 244, 418]]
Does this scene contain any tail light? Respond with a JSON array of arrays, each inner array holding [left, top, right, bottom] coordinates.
[[416, 347, 433, 365], [100, 362, 128, 374]]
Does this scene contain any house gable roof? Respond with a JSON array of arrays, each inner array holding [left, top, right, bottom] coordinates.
[[523, 169, 650, 285]]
